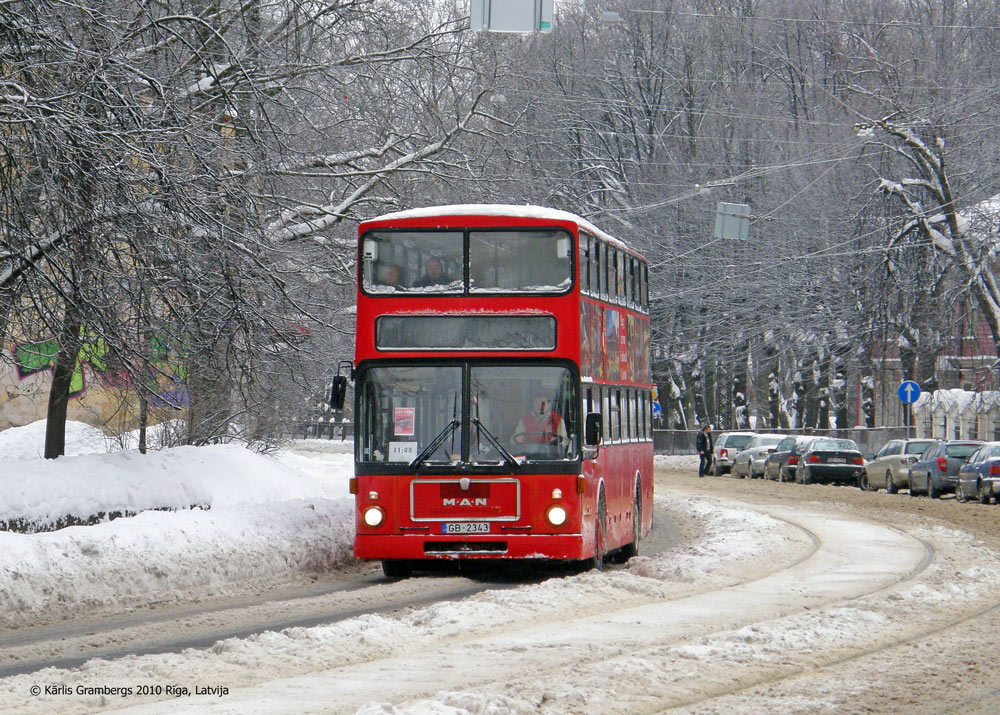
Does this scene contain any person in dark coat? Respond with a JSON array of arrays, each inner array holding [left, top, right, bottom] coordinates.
[[413, 257, 452, 288], [696, 424, 713, 477]]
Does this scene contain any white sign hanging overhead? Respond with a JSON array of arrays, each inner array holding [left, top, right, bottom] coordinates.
[[714, 202, 751, 240], [470, 0, 553, 33]]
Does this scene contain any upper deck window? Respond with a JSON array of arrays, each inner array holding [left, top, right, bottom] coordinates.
[[363, 231, 463, 294], [469, 229, 571, 293], [361, 228, 572, 295]]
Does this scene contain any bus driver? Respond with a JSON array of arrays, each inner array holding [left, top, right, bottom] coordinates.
[[512, 394, 568, 448]]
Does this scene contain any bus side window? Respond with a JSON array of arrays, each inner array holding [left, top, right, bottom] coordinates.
[[631, 258, 639, 308], [601, 388, 610, 445], [610, 249, 619, 304], [589, 237, 597, 295], [628, 390, 636, 440], [615, 251, 625, 305], [636, 261, 649, 313], [624, 257, 633, 309], [598, 242, 607, 300], [624, 389, 632, 441], [642, 392, 649, 440], [593, 240, 602, 299], [609, 389, 622, 442], [625, 389, 632, 441], [601, 243, 612, 300], [579, 234, 589, 295], [642, 262, 649, 311], [637, 392, 645, 440], [635, 391, 642, 441]]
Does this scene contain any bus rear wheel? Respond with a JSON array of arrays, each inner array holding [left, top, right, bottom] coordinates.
[[381, 559, 412, 578], [622, 484, 642, 561], [591, 490, 607, 571]]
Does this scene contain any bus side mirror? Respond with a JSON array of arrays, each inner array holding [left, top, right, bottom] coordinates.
[[330, 376, 348, 410], [585, 413, 602, 447]]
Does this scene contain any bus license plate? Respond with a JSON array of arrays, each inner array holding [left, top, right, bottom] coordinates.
[[442, 522, 490, 534]]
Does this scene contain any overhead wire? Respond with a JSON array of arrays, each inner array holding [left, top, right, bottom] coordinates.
[[595, 6, 1000, 32]]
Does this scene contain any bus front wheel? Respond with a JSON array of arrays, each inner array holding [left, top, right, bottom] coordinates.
[[382, 559, 412, 579]]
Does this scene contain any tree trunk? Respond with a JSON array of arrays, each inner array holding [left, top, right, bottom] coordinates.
[[768, 371, 782, 428], [44, 302, 84, 459], [733, 366, 748, 429], [138, 394, 148, 454], [803, 355, 819, 430], [834, 363, 849, 430], [791, 364, 806, 429], [818, 354, 831, 430]]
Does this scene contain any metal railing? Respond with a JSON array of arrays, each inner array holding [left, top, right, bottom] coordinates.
[[301, 421, 353, 441], [653, 426, 914, 456]]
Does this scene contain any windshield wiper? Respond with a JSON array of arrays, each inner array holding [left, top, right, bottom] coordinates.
[[409, 419, 460, 469], [471, 418, 520, 468]]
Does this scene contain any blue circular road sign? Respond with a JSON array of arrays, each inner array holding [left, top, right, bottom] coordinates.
[[898, 380, 921, 404]]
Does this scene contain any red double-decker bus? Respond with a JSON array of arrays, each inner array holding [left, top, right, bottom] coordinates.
[[345, 205, 653, 576]]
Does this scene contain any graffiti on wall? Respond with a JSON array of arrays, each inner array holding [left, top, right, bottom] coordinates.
[[11, 333, 188, 406]]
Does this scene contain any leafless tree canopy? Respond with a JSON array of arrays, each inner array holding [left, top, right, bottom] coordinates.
[[3, 0, 1000, 451]]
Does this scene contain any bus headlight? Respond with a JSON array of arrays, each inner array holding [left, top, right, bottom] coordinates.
[[546, 504, 568, 527], [363, 506, 386, 528]]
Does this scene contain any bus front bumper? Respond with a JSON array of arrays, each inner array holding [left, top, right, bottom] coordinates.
[[355, 532, 587, 561]]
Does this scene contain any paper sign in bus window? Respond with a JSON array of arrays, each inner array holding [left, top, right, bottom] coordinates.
[[389, 441, 418, 462], [394, 407, 415, 436]]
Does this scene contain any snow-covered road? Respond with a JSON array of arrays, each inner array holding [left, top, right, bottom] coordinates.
[[9, 480, 994, 713], [5, 429, 1000, 713], [122, 499, 931, 713]]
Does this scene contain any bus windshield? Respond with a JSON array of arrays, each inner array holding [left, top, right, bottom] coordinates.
[[357, 364, 578, 465], [362, 229, 572, 294]]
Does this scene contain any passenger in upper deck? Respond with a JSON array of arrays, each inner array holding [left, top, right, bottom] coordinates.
[[413, 257, 453, 288], [382, 263, 406, 289]]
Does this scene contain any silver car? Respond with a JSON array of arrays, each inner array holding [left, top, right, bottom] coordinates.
[[862, 438, 937, 493], [711, 431, 756, 477], [731, 433, 786, 479]]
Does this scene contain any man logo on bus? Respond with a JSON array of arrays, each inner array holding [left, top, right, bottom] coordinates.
[[443, 498, 488, 506]]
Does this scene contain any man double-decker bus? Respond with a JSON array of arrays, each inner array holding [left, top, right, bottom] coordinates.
[[346, 205, 653, 577]]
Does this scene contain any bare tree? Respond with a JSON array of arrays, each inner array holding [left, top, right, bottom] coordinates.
[[0, 0, 497, 454]]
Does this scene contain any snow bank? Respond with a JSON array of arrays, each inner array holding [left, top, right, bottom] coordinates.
[[0, 422, 357, 624], [0, 421, 353, 531], [0, 498, 354, 621], [0, 420, 109, 459]]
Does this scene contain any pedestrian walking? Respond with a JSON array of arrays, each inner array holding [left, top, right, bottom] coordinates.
[[696, 424, 713, 477]]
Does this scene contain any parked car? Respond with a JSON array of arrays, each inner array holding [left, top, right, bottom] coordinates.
[[763, 435, 813, 482], [957, 442, 1000, 503], [731, 433, 786, 479], [711, 431, 756, 477], [794, 438, 866, 485], [862, 438, 938, 493], [908, 440, 983, 498]]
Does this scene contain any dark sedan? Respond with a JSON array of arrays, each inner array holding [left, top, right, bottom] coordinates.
[[794, 438, 866, 485], [909, 440, 983, 498], [763, 435, 814, 482], [957, 442, 1000, 503]]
